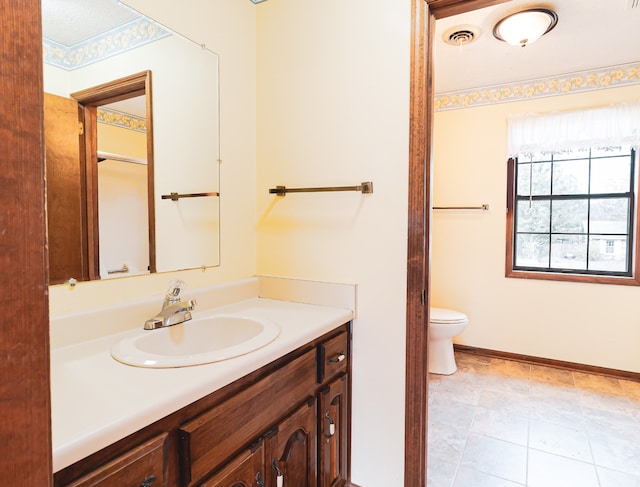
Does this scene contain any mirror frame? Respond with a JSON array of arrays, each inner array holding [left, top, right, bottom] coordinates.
[[71, 70, 156, 280]]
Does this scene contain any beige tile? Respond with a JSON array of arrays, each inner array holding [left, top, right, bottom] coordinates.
[[427, 458, 457, 487], [583, 405, 640, 439], [580, 390, 637, 416], [529, 418, 592, 462], [460, 434, 527, 484], [429, 397, 477, 431], [483, 374, 530, 393], [620, 379, 640, 401], [477, 388, 531, 416], [598, 466, 640, 487], [589, 431, 640, 476], [470, 407, 529, 446], [530, 364, 575, 386], [488, 358, 531, 379], [428, 420, 468, 465], [453, 466, 525, 487], [527, 449, 599, 487], [529, 385, 584, 428], [433, 379, 483, 406], [573, 372, 625, 395]]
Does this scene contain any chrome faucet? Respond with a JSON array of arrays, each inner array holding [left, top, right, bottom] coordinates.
[[144, 279, 197, 330]]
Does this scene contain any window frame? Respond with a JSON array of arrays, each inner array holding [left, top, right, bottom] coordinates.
[[505, 149, 640, 286]]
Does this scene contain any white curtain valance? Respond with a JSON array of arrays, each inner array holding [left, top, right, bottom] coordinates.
[[507, 103, 640, 156]]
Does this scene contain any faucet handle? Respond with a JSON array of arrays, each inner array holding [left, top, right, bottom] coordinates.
[[165, 279, 186, 302]]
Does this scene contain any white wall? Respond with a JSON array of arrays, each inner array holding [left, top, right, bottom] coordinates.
[[255, 1, 411, 485], [49, 0, 257, 314], [433, 84, 640, 373]]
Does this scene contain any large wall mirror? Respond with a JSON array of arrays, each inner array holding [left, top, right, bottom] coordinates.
[[42, 0, 221, 285]]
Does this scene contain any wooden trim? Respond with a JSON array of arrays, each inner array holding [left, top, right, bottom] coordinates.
[[427, 0, 508, 18], [71, 71, 148, 106], [505, 157, 515, 278], [145, 72, 157, 274], [72, 71, 155, 279], [505, 152, 640, 287], [405, 1, 431, 486], [454, 344, 640, 382], [406, 1, 511, 486], [83, 105, 101, 280], [0, 0, 52, 483]]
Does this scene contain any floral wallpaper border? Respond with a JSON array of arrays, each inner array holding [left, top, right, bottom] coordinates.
[[43, 18, 171, 71], [435, 62, 640, 111], [98, 107, 146, 133]]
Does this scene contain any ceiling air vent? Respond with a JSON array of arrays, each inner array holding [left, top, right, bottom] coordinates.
[[443, 25, 481, 47]]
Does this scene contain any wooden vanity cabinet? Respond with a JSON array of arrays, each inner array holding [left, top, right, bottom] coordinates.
[[318, 375, 349, 487], [199, 440, 266, 487], [64, 433, 169, 487], [54, 323, 351, 487]]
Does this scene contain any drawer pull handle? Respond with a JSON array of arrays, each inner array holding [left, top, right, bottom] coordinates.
[[325, 411, 335, 437], [272, 459, 284, 487], [139, 475, 156, 487], [256, 471, 266, 487], [328, 353, 345, 363]]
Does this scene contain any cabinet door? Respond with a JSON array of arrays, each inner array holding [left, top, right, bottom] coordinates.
[[201, 440, 266, 487], [318, 375, 348, 487], [266, 399, 317, 487], [66, 434, 168, 487]]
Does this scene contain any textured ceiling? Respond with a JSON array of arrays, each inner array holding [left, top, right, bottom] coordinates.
[[434, 0, 640, 93], [42, 0, 139, 47]]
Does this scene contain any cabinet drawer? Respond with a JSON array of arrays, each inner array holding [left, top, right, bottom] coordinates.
[[179, 349, 317, 486], [67, 433, 168, 487], [317, 331, 349, 384]]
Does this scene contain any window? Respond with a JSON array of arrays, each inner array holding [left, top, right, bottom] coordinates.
[[506, 147, 640, 285]]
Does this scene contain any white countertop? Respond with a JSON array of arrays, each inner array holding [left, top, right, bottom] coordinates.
[[51, 297, 353, 472]]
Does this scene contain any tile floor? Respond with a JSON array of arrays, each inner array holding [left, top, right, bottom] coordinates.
[[427, 352, 640, 487]]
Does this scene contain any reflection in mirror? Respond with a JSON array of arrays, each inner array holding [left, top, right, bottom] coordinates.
[[98, 96, 150, 278], [42, 0, 221, 285]]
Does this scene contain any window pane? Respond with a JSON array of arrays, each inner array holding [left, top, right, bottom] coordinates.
[[588, 236, 628, 272], [590, 157, 631, 194], [516, 200, 550, 233], [517, 161, 551, 196], [552, 159, 589, 195], [589, 198, 629, 233], [515, 234, 549, 268], [550, 235, 587, 270], [551, 199, 588, 233]]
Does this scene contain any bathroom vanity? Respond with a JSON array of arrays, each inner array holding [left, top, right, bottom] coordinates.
[[50, 278, 355, 487]]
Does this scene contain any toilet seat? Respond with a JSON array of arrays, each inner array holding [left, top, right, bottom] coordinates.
[[430, 307, 468, 325]]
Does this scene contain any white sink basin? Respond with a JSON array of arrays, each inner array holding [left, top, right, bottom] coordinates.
[[111, 314, 280, 368]]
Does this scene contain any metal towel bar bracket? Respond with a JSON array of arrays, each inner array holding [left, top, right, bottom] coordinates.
[[161, 191, 220, 201], [269, 181, 373, 196], [432, 203, 489, 211]]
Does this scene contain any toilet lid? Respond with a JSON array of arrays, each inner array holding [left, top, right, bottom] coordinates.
[[430, 307, 468, 324]]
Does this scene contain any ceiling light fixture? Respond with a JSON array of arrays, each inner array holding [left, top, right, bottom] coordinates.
[[493, 8, 558, 47]]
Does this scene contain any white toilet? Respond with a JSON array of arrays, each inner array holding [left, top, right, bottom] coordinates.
[[428, 307, 469, 375]]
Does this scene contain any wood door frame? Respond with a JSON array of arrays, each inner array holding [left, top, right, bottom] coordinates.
[[405, 1, 509, 486], [0, 0, 52, 483], [71, 71, 157, 279]]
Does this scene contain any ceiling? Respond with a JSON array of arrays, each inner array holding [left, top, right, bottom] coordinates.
[[41, 0, 138, 47], [434, 0, 640, 93], [42, 0, 640, 99]]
